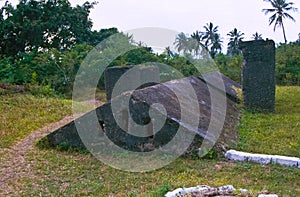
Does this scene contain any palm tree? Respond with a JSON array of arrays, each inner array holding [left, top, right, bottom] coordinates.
[[174, 32, 190, 53], [210, 33, 223, 58], [252, 32, 263, 40], [202, 22, 219, 48], [191, 31, 202, 43], [175, 32, 206, 56], [227, 28, 245, 56], [200, 22, 223, 58], [190, 31, 207, 56], [163, 46, 174, 59], [262, 0, 298, 43]]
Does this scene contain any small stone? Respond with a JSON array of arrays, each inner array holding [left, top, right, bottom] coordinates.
[[217, 185, 236, 195], [240, 188, 249, 197], [258, 194, 278, 197], [164, 188, 184, 197], [164, 185, 212, 197], [219, 185, 235, 191]]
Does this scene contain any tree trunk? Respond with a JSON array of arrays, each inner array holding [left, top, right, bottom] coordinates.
[[282, 23, 287, 44]]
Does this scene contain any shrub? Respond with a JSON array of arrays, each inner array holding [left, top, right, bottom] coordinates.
[[276, 43, 300, 85], [215, 54, 242, 83]]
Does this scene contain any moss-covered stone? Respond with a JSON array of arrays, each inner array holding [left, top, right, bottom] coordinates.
[[239, 40, 276, 112]]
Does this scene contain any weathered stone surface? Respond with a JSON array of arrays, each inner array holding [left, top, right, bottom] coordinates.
[[42, 71, 240, 155], [104, 65, 160, 101], [225, 150, 252, 162], [100, 76, 211, 153], [104, 66, 132, 101], [41, 109, 104, 148], [239, 40, 275, 112], [258, 195, 278, 197], [199, 71, 241, 103], [225, 150, 273, 165], [271, 155, 300, 167], [44, 121, 84, 148], [226, 149, 300, 168], [164, 185, 236, 197], [247, 153, 272, 165]]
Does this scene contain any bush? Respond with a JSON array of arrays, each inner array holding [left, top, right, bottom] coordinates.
[[276, 43, 300, 85], [2, 40, 299, 99], [215, 54, 242, 83], [0, 44, 93, 97]]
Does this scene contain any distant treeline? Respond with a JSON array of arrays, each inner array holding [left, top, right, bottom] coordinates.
[[0, 0, 299, 97]]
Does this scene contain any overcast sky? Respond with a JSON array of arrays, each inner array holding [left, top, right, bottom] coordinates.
[[87, 0, 300, 44], [2, 0, 300, 48]]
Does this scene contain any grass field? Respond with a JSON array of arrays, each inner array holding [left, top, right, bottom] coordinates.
[[0, 94, 72, 148], [0, 86, 299, 196], [237, 86, 300, 157]]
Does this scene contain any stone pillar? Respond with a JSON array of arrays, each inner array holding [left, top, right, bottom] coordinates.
[[104, 66, 160, 101], [104, 66, 132, 101], [239, 40, 275, 112]]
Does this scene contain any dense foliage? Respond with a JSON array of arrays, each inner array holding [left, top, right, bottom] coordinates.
[[0, 44, 93, 97], [0, 0, 299, 98], [276, 42, 300, 85], [214, 54, 243, 83], [0, 0, 97, 56], [0, 0, 120, 96]]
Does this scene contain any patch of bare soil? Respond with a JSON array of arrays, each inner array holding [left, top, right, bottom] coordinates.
[[0, 100, 103, 195]]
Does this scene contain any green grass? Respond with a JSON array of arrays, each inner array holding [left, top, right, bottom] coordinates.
[[1, 87, 300, 196], [237, 86, 300, 156], [0, 94, 72, 148], [13, 149, 300, 196]]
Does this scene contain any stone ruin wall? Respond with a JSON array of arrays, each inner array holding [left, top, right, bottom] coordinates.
[[239, 40, 276, 112]]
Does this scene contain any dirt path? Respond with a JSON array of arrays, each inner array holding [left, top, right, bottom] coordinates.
[[0, 100, 103, 195]]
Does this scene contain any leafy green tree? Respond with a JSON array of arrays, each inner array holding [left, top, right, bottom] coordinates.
[[111, 47, 160, 67], [0, 43, 93, 95], [34, 44, 93, 96], [0, 0, 96, 56], [262, 0, 298, 43], [227, 28, 245, 56], [87, 28, 119, 47], [215, 53, 243, 83], [276, 43, 300, 85], [163, 53, 199, 78]]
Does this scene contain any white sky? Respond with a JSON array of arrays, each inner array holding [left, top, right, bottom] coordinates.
[[2, 0, 300, 49], [88, 0, 300, 44]]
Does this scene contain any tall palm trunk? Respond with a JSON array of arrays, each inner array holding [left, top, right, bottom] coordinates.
[[282, 23, 287, 43]]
